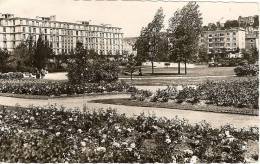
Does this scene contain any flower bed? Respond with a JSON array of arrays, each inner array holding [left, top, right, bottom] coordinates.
[[131, 78, 258, 109], [0, 79, 131, 96], [0, 105, 258, 163]]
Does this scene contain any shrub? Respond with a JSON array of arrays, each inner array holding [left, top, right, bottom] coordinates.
[[150, 86, 178, 102], [67, 42, 119, 84], [0, 72, 24, 79], [130, 79, 258, 109], [0, 106, 258, 163], [130, 89, 152, 101], [234, 64, 259, 76], [0, 79, 131, 96], [175, 86, 200, 103], [199, 79, 258, 108]]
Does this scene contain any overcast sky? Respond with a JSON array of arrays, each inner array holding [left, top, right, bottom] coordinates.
[[0, 0, 258, 37]]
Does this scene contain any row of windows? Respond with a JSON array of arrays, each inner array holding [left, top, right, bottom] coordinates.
[[207, 32, 237, 37], [208, 38, 236, 42], [208, 43, 236, 47], [0, 19, 121, 33]]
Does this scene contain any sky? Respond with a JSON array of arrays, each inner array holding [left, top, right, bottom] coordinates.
[[0, 0, 258, 37]]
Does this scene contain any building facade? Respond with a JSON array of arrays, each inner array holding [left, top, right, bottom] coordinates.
[[199, 28, 246, 57], [0, 13, 124, 55]]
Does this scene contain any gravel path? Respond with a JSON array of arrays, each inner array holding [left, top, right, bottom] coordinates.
[[0, 94, 258, 129]]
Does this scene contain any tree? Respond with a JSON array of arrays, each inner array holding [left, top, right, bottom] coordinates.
[[33, 35, 52, 75], [12, 36, 36, 72], [125, 54, 137, 80], [67, 41, 119, 84], [0, 48, 13, 73], [197, 44, 208, 63], [241, 47, 259, 64], [253, 15, 259, 28], [134, 7, 165, 75], [168, 2, 203, 74], [224, 20, 239, 29]]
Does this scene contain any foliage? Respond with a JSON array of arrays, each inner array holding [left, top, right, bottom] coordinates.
[[11, 37, 35, 72], [176, 87, 200, 103], [0, 79, 131, 96], [150, 86, 178, 102], [33, 35, 53, 71], [134, 7, 165, 70], [130, 78, 259, 109], [0, 106, 258, 163], [130, 89, 152, 101], [124, 54, 137, 80], [67, 42, 119, 84], [234, 64, 259, 77], [168, 2, 203, 74], [241, 48, 259, 64], [0, 48, 14, 73], [224, 20, 239, 29], [0, 72, 24, 80], [200, 79, 259, 108], [197, 44, 209, 63]]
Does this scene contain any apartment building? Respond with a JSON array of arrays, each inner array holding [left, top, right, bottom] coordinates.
[[0, 13, 124, 55], [199, 28, 245, 57]]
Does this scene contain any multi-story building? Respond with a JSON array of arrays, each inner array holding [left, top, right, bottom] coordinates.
[[0, 13, 124, 55], [199, 28, 245, 57], [245, 28, 259, 50]]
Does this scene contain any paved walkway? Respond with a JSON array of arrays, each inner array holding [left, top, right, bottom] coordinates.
[[0, 94, 258, 129], [44, 72, 234, 81]]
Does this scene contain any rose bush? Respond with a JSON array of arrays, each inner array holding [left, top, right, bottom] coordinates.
[[0, 72, 23, 80], [130, 78, 258, 109], [0, 79, 131, 96], [0, 105, 258, 162], [234, 64, 259, 76]]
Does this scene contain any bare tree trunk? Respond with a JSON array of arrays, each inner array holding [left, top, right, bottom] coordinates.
[[184, 57, 187, 75], [178, 61, 180, 74], [151, 60, 154, 75]]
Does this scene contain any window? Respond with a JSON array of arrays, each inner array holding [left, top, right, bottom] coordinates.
[[227, 38, 230, 41], [251, 39, 254, 43], [233, 38, 236, 41], [220, 33, 224, 36], [227, 33, 230, 35], [233, 43, 236, 46], [29, 27, 31, 33], [209, 43, 213, 47], [23, 34, 26, 39], [33, 28, 36, 33], [233, 32, 236, 35], [45, 29, 47, 33], [3, 27, 6, 32], [227, 43, 230, 46]]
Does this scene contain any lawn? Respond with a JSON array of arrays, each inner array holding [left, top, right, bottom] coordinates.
[[90, 98, 258, 116], [122, 76, 253, 86], [120, 66, 236, 77]]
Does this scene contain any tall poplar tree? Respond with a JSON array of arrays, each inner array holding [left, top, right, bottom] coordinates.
[[168, 2, 202, 74]]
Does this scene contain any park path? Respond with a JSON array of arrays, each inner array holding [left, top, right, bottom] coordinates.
[[0, 94, 258, 129], [44, 72, 234, 81]]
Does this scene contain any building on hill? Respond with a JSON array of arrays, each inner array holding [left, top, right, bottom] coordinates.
[[199, 28, 246, 58], [0, 13, 124, 56]]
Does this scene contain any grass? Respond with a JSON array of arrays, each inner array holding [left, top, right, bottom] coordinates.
[[123, 76, 254, 86], [120, 66, 236, 77], [90, 98, 259, 116]]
